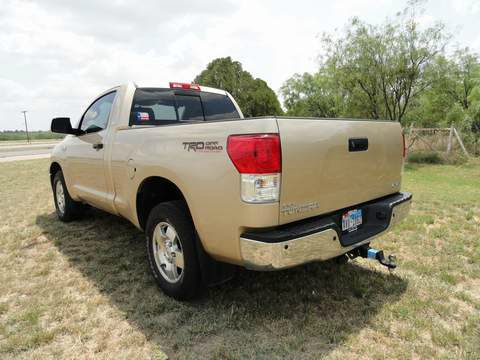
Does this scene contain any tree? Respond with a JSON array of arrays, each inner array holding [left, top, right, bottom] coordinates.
[[322, 1, 448, 123], [282, 1, 450, 124], [456, 49, 480, 110], [194, 57, 283, 117], [280, 71, 344, 117], [412, 49, 480, 126]]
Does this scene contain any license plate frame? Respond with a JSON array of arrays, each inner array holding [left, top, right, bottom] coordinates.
[[342, 209, 363, 233]]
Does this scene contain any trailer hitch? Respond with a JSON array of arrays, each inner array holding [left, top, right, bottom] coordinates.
[[348, 245, 397, 271]]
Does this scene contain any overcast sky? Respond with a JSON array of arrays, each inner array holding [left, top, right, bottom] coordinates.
[[0, 0, 479, 130]]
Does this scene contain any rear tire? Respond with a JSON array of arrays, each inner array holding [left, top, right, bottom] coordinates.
[[146, 201, 202, 300], [52, 171, 85, 222]]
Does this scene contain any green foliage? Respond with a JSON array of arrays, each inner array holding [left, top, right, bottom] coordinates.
[[469, 103, 480, 134], [281, 0, 480, 136], [408, 151, 444, 164], [284, 1, 448, 123], [415, 49, 480, 128], [407, 150, 468, 165], [194, 57, 283, 117], [280, 71, 344, 117], [0, 131, 63, 141], [446, 103, 465, 125]]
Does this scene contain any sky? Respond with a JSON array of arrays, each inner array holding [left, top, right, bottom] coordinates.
[[0, 0, 479, 130]]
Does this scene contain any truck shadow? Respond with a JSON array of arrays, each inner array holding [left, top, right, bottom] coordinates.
[[36, 210, 408, 358]]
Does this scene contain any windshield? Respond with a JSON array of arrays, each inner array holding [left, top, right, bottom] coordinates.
[[130, 88, 240, 125]]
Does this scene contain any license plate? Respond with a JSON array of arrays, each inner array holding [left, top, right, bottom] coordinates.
[[342, 209, 362, 232]]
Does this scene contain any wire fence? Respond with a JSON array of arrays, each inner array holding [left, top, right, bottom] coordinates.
[[405, 125, 478, 157]]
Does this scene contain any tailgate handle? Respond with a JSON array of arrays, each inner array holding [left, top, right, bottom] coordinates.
[[349, 138, 368, 152]]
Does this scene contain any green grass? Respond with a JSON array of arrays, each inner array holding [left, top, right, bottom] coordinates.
[[0, 159, 479, 359], [0, 131, 63, 141]]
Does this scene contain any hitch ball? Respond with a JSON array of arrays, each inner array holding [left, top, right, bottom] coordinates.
[[360, 246, 397, 270]]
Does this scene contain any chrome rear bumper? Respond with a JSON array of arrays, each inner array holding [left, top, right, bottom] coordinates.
[[240, 192, 412, 271]]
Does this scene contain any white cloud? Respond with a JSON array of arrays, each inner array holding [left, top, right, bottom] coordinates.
[[452, 0, 480, 15], [0, 0, 478, 130]]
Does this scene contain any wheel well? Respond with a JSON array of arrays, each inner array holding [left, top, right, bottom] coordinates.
[[49, 162, 62, 185], [136, 177, 187, 230]]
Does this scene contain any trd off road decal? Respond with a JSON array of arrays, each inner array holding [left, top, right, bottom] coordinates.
[[182, 141, 223, 152]]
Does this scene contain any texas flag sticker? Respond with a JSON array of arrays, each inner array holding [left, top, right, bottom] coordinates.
[[136, 112, 150, 121]]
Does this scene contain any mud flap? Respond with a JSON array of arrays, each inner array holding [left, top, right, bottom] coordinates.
[[194, 233, 236, 287]]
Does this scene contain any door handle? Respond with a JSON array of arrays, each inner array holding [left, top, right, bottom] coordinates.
[[92, 143, 103, 150], [349, 138, 368, 152]]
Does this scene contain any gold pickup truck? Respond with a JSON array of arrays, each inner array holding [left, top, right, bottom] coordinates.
[[50, 82, 411, 299]]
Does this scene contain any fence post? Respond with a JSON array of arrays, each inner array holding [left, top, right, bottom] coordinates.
[[453, 127, 469, 157], [446, 125, 454, 155]]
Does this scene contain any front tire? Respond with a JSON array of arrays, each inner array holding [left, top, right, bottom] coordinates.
[[146, 201, 202, 300], [52, 171, 85, 222]]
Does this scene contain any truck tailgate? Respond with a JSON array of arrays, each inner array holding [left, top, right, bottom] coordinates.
[[277, 118, 403, 224]]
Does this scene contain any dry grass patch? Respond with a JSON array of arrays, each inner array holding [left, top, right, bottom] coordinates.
[[0, 159, 479, 359]]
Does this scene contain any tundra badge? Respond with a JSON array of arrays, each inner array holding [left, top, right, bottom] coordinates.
[[280, 201, 319, 216]]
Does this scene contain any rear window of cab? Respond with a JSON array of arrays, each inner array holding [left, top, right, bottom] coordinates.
[[129, 88, 240, 125]]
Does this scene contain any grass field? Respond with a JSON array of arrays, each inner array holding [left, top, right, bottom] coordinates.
[[0, 159, 479, 359], [0, 131, 63, 142]]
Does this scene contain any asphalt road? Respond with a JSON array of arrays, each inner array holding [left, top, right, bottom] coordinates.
[[0, 141, 59, 162]]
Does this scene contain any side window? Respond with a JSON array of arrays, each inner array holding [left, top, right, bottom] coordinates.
[[201, 92, 240, 120], [80, 92, 116, 133]]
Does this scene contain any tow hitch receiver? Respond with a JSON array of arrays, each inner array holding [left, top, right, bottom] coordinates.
[[350, 245, 397, 270]]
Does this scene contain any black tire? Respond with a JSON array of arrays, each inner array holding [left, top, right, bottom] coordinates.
[[52, 171, 85, 222], [146, 201, 202, 300]]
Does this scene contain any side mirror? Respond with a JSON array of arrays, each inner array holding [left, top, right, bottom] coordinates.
[[51, 117, 82, 135]]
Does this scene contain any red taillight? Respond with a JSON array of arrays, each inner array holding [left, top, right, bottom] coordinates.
[[227, 134, 281, 174], [402, 133, 406, 159], [169, 82, 201, 91]]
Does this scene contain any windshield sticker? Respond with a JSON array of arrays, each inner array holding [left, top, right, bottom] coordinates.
[[136, 112, 150, 122]]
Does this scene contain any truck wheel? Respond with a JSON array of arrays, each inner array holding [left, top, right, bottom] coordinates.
[[145, 201, 202, 300], [52, 171, 84, 222]]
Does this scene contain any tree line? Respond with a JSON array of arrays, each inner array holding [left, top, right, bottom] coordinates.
[[194, 1, 479, 140], [0, 130, 63, 141]]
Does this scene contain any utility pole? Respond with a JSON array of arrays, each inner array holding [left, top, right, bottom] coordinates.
[[21, 110, 30, 144]]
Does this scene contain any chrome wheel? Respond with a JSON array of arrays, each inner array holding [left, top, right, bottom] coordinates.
[[55, 180, 66, 215], [152, 222, 184, 283]]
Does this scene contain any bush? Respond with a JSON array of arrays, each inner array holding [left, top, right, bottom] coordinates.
[[444, 153, 469, 165], [407, 151, 469, 165], [407, 151, 444, 164]]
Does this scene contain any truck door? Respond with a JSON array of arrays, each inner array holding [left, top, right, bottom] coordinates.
[[66, 91, 117, 212]]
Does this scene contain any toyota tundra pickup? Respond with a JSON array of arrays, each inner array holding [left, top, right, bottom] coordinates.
[[50, 81, 412, 299]]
